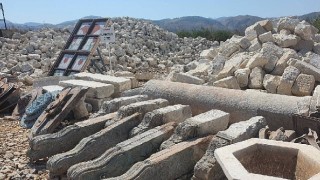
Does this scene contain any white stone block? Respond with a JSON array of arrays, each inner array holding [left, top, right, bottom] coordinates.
[[74, 72, 131, 93], [59, 79, 114, 99]]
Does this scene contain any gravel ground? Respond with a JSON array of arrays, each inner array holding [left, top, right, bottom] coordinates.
[[0, 118, 49, 180]]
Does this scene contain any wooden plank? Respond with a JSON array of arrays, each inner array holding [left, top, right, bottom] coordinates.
[[31, 87, 89, 136]]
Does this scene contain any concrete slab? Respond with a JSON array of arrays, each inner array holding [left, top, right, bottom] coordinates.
[[59, 79, 114, 99], [74, 72, 131, 93], [116, 99, 169, 120], [27, 113, 117, 161], [160, 109, 229, 149], [170, 72, 205, 85], [107, 136, 212, 180], [67, 123, 176, 180], [130, 104, 192, 137], [47, 113, 143, 176], [99, 95, 149, 115], [215, 139, 320, 180], [33, 76, 73, 87]]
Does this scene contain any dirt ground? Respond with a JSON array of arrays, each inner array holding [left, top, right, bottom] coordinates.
[[0, 118, 49, 180]]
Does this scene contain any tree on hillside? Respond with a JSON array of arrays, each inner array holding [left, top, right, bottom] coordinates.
[[176, 28, 233, 42], [313, 18, 320, 31]]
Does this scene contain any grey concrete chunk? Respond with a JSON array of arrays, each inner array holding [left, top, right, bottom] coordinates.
[[288, 58, 320, 82], [277, 66, 300, 95], [74, 72, 131, 93], [235, 68, 250, 88], [216, 116, 267, 143], [59, 79, 114, 99], [263, 74, 281, 94], [292, 74, 315, 96], [92, 95, 149, 117], [160, 109, 229, 149], [248, 67, 265, 89], [116, 99, 169, 120], [108, 136, 212, 180], [130, 104, 192, 137], [212, 76, 241, 90], [170, 72, 205, 85]]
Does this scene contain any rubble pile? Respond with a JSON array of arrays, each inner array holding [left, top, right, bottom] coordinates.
[[0, 17, 216, 85], [171, 17, 320, 97]]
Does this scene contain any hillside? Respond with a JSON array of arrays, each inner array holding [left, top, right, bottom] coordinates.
[[153, 16, 226, 32], [0, 11, 319, 33]]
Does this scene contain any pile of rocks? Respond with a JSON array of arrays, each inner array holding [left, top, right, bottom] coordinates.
[[0, 17, 216, 85], [172, 17, 320, 96], [0, 28, 70, 85], [0, 119, 49, 179]]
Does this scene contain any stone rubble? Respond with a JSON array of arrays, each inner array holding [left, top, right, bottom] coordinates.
[[172, 17, 320, 97], [1, 16, 320, 180]]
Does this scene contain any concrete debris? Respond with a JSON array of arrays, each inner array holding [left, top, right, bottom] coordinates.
[[160, 109, 229, 149], [2, 16, 320, 180]]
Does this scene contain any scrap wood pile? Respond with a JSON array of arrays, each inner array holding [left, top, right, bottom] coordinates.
[[11, 86, 89, 137], [0, 77, 21, 114]]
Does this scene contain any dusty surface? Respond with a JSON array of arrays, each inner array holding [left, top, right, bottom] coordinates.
[[0, 118, 49, 180]]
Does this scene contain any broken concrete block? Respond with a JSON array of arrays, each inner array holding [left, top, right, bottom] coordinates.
[[272, 50, 299, 76], [263, 54, 279, 73], [258, 31, 274, 43], [245, 23, 266, 41], [47, 113, 143, 176], [67, 123, 176, 180], [234, 68, 250, 88], [192, 116, 267, 180], [74, 72, 131, 93], [160, 109, 229, 149], [59, 79, 114, 99], [109, 136, 212, 180], [33, 76, 73, 87], [85, 97, 112, 112], [130, 104, 192, 137], [192, 137, 229, 180], [248, 67, 265, 89], [263, 74, 281, 94], [216, 116, 267, 143], [170, 72, 205, 85], [248, 38, 262, 52], [212, 76, 241, 90], [215, 138, 320, 180], [258, 19, 273, 32], [295, 21, 318, 41], [277, 66, 300, 95], [200, 48, 218, 59], [292, 74, 315, 96], [91, 95, 149, 118], [27, 113, 117, 161], [288, 58, 320, 82], [116, 99, 169, 120], [273, 34, 300, 48], [277, 17, 300, 33]]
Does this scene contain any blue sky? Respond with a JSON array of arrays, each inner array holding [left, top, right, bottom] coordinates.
[[1, 0, 320, 24]]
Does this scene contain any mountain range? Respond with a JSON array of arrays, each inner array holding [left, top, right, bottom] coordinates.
[[0, 12, 320, 33]]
